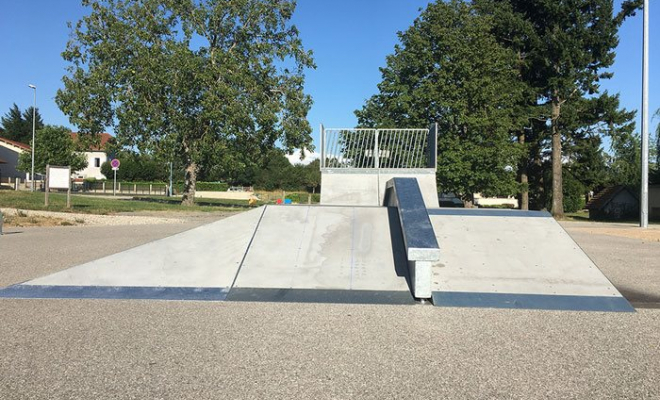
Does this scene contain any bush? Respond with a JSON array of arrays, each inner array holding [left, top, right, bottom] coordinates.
[[196, 182, 229, 191], [562, 171, 587, 213]]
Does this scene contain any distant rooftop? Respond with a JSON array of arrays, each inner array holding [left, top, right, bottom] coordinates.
[[0, 136, 30, 151], [70, 132, 114, 151]]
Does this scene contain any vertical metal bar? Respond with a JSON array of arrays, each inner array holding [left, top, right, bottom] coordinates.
[[395, 129, 404, 168], [429, 123, 438, 169], [326, 129, 332, 167], [414, 129, 424, 167], [320, 124, 325, 168], [641, 0, 649, 228], [392, 129, 398, 168], [405, 129, 415, 167], [349, 130, 359, 168], [357, 129, 365, 168], [331, 130, 338, 166], [380, 130, 387, 168], [374, 129, 379, 169], [358, 130, 367, 168], [333, 130, 340, 167]]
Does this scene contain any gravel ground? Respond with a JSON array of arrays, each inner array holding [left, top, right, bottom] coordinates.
[[0, 218, 658, 399], [1, 207, 187, 226]]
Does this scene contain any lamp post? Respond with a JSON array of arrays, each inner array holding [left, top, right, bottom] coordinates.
[[640, 0, 649, 228], [28, 84, 36, 192]]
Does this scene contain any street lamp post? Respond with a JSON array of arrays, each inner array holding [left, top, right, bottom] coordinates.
[[640, 0, 649, 228], [28, 84, 36, 192]]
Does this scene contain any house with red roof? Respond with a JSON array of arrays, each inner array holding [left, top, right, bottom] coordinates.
[[70, 132, 114, 180], [0, 136, 30, 184]]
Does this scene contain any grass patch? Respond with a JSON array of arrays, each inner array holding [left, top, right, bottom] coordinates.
[[130, 196, 257, 208], [0, 191, 240, 215], [565, 210, 590, 221]]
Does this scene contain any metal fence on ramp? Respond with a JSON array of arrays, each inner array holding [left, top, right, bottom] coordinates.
[[320, 125, 437, 170]]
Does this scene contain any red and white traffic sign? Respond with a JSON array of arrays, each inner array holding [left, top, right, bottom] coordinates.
[[110, 158, 120, 170]]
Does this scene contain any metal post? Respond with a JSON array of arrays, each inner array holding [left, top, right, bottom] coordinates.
[[640, 0, 649, 228], [113, 169, 117, 196], [320, 124, 325, 168], [169, 162, 173, 196], [374, 129, 379, 169], [28, 84, 36, 192], [44, 165, 49, 206]]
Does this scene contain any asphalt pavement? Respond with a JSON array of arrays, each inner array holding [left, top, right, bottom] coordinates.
[[0, 218, 658, 399]]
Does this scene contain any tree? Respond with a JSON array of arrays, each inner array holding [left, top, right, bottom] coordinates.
[[1, 105, 23, 141], [57, 0, 315, 206], [0, 104, 43, 144], [101, 152, 169, 182], [304, 159, 321, 193], [355, 0, 524, 203], [22, 107, 45, 144], [254, 150, 293, 190], [482, 0, 640, 218], [17, 125, 87, 174]]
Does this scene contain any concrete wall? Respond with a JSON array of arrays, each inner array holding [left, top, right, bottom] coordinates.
[[320, 168, 438, 208]]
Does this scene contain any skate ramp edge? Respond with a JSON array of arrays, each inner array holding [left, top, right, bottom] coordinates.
[[428, 208, 634, 312]]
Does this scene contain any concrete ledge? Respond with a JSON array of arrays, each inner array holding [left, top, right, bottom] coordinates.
[[385, 177, 440, 299], [321, 169, 438, 208]]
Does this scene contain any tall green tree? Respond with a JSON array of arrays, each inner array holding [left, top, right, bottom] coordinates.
[[0, 104, 23, 141], [17, 125, 88, 174], [483, 0, 639, 218], [1, 104, 43, 144], [57, 0, 315, 205], [22, 107, 45, 143], [355, 0, 524, 203]]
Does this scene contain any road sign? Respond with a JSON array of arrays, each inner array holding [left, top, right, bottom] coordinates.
[[111, 158, 120, 170]]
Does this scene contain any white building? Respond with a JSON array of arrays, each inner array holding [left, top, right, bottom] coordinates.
[[70, 133, 113, 180], [0, 136, 29, 184]]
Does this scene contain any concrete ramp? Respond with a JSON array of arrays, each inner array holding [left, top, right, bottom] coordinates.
[[0, 205, 414, 304], [0, 208, 265, 300], [428, 209, 633, 311], [228, 205, 413, 303]]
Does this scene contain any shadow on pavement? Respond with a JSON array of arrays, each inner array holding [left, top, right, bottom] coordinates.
[[617, 286, 660, 309]]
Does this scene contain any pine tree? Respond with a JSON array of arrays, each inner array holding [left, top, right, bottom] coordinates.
[[482, 0, 640, 217], [1, 104, 26, 142], [21, 107, 45, 144]]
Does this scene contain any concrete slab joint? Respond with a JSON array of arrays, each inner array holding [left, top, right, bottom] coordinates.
[[385, 177, 440, 300]]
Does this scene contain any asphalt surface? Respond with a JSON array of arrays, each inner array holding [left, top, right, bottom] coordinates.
[[0, 218, 658, 399]]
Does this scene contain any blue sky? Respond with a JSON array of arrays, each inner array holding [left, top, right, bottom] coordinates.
[[1, 0, 658, 153]]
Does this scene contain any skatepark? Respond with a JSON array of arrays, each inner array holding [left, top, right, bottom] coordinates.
[[0, 126, 633, 312]]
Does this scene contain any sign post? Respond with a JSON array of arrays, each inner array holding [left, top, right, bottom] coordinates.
[[110, 159, 120, 196], [45, 165, 72, 208]]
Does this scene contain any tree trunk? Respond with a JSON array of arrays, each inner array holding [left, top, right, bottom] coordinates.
[[551, 96, 564, 219], [518, 131, 529, 210], [181, 162, 197, 206]]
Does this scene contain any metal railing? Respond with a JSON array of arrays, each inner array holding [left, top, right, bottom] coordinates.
[[320, 124, 437, 169]]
